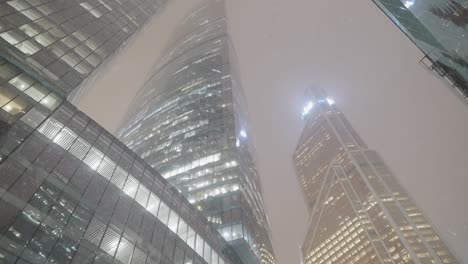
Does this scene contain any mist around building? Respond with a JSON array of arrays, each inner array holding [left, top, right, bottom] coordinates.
[[0, 0, 466, 263]]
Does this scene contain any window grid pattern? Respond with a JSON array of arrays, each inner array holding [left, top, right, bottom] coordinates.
[[0, 58, 62, 120], [0, 0, 167, 95], [117, 1, 276, 262], [0, 59, 230, 263], [34, 115, 226, 264], [295, 90, 458, 264], [0, 57, 63, 162]]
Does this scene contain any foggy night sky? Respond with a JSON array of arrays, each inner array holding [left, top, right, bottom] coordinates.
[[74, 0, 468, 263]]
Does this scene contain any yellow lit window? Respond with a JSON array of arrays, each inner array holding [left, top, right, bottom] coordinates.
[[0, 86, 17, 106], [2, 96, 29, 116]]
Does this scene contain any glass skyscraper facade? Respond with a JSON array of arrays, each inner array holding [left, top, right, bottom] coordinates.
[[295, 89, 459, 264], [373, 0, 468, 102], [117, 1, 275, 263], [0, 52, 235, 264], [0, 0, 242, 262], [0, 0, 167, 97]]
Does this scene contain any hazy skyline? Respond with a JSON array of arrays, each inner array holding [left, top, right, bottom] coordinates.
[[75, 0, 468, 263]]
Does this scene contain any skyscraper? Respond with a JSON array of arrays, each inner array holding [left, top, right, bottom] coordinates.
[[295, 89, 459, 264], [0, 0, 167, 97], [0, 48, 235, 264], [0, 0, 243, 262], [373, 0, 468, 102], [117, 1, 276, 263]]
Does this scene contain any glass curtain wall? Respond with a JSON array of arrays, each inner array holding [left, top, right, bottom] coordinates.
[[117, 1, 275, 263], [0, 53, 232, 264], [0, 0, 167, 96], [295, 89, 459, 264], [373, 0, 468, 101]]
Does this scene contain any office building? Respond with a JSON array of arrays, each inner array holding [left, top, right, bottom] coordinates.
[[0, 53, 235, 264], [0, 0, 167, 97], [295, 89, 458, 264], [117, 1, 276, 263], [0, 0, 247, 262], [373, 0, 468, 102]]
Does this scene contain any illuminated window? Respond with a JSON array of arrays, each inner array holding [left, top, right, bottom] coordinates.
[[9, 73, 35, 91], [53, 127, 77, 150], [75, 62, 92, 75], [69, 136, 91, 160], [146, 194, 160, 216], [21, 8, 42, 20], [79, 2, 102, 18], [135, 185, 150, 208], [75, 44, 92, 58], [49, 28, 65, 39], [0, 30, 25, 45], [187, 227, 196, 249], [195, 235, 204, 257], [115, 237, 133, 264], [6, 0, 30, 11], [61, 36, 80, 49], [83, 147, 104, 170], [122, 176, 138, 197], [24, 84, 48, 101], [101, 228, 120, 256], [40, 94, 61, 110], [34, 117, 225, 262], [0, 86, 17, 106], [221, 226, 231, 241], [109, 167, 127, 188], [86, 54, 101, 67], [232, 224, 243, 240], [19, 24, 41, 37], [203, 243, 212, 263], [177, 218, 188, 242], [157, 201, 170, 225], [404, 0, 414, 8], [212, 251, 219, 264], [62, 52, 81, 67], [98, 0, 112, 10], [2, 96, 29, 116], [168, 210, 179, 233], [35, 32, 56, 47], [35, 18, 54, 30], [36, 5, 53, 15]]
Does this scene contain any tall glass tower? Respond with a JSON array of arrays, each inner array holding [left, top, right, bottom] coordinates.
[[295, 89, 459, 264], [0, 50, 235, 263], [117, 1, 275, 263], [0, 0, 242, 262], [0, 0, 167, 97], [373, 0, 468, 102]]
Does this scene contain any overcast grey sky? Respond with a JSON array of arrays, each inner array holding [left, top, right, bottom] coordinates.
[[75, 0, 468, 263]]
